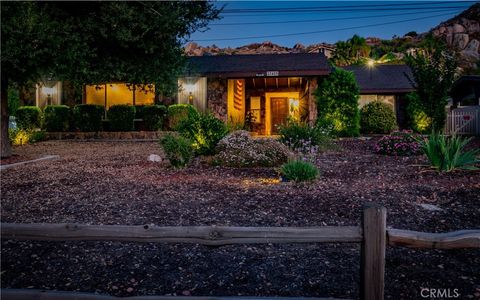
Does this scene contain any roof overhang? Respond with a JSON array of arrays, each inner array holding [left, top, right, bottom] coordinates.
[[186, 69, 332, 78]]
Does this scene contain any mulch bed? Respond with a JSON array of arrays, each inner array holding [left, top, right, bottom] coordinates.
[[1, 139, 479, 299]]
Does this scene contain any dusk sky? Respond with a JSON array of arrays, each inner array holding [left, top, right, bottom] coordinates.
[[189, 1, 477, 48]]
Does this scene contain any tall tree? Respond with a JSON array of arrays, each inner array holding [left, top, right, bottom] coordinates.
[[405, 43, 457, 131], [1, 1, 219, 157]]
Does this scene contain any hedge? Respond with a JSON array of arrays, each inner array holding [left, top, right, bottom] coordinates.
[[107, 104, 136, 131], [143, 105, 167, 131], [16, 106, 41, 130], [315, 68, 360, 137], [167, 104, 198, 130], [360, 101, 397, 134], [44, 105, 71, 132], [73, 104, 104, 132]]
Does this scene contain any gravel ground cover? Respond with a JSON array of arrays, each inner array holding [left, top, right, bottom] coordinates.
[[1, 139, 479, 299]]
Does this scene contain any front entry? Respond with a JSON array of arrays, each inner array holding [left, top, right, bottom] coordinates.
[[270, 97, 289, 134]]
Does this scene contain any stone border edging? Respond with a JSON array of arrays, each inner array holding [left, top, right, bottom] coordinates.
[[0, 155, 60, 171]]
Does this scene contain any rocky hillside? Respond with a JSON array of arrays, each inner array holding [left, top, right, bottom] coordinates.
[[184, 41, 335, 57], [185, 4, 479, 70], [430, 3, 479, 69]]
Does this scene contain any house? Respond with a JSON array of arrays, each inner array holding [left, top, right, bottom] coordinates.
[[177, 53, 331, 135], [22, 53, 417, 135], [342, 64, 415, 129]]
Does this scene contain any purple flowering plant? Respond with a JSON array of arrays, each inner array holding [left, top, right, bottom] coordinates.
[[374, 130, 422, 156]]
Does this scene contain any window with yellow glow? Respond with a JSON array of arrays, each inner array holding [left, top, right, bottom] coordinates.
[[85, 83, 155, 108]]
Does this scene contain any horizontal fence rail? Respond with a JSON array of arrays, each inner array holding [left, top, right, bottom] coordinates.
[[0, 223, 362, 245], [2, 223, 479, 249], [2, 204, 479, 300], [0, 290, 351, 300], [387, 228, 480, 249]]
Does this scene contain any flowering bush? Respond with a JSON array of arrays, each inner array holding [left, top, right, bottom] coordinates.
[[214, 130, 292, 167], [374, 131, 422, 156], [279, 121, 333, 150]]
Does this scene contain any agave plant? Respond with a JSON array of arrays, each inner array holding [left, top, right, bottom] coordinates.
[[419, 132, 480, 172]]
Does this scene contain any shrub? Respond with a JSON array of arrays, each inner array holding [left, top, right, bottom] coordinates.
[[15, 106, 41, 129], [419, 132, 479, 172], [143, 105, 167, 131], [73, 104, 104, 132], [281, 160, 319, 182], [360, 101, 397, 134], [167, 104, 199, 130], [44, 105, 71, 132], [278, 121, 333, 151], [8, 86, 20, 116], [134, 105, 146, 119], [315, 68, 360, 137], [177, 112, 229, 156], [406, 92, 432, 133], [8, 128, 45, 145], [107, 105, 136, 131], [374, 131, 422, 156], [215, 130, 292, 167], [159, 134, 193, 168]]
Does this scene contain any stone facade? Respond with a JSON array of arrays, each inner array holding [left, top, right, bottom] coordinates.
[[307, 78, 318, 126], [206, 78, 228, 121]]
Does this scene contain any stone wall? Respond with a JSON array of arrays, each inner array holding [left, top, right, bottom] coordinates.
[[307, 78, 318, 125], [207, 78, 228, 121]]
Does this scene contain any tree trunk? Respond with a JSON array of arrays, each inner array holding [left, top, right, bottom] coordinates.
[[1, 78, 12, 158]]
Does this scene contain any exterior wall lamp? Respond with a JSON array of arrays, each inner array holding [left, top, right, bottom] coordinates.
[[188, 92, 194, 105]]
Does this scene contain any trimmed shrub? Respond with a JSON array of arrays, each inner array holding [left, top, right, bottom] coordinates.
[[177, 112, 229, 156], [278, 121, 333, 151], [419, 132, 479, 172], [107, 104, 136, 131], [315, 68, 360, 137], [73, 104, 104, 132], [167, 104, 198, 130], [143, 105, 167, 131], [406, 92, 432, 133], [44, 105, 71, 132], [360, 101, 397, 134], [134, 105, 146, 119], [8, 128, 45, 145], [281, 160, 319, 182], [374, 131, 422, 156], [215, 130, 292, 167], [16, 106, 41, 129], [160, 134, 193, 168]]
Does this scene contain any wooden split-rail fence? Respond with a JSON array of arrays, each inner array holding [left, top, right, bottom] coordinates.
[[1, 204, 479, 300]]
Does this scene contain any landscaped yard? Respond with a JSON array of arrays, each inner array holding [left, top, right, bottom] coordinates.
[[1, 139, 479, 299]]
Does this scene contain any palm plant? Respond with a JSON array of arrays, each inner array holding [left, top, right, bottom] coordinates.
[[419, 132, 480, 172]]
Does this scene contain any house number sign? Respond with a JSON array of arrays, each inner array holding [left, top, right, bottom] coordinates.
[[255, 71, 279, 77]]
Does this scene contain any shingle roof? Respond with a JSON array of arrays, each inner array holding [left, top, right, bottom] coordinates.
[[185, 53, 332, 78], [342, 64, 415, 94]]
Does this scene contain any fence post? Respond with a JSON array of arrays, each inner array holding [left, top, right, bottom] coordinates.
[[360, 203, 386, 300]]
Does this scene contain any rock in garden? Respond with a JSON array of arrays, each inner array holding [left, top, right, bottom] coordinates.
[[148, 154, 162, 162]]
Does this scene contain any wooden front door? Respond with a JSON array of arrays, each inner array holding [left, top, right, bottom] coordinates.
[[270, 97, 289, 134]]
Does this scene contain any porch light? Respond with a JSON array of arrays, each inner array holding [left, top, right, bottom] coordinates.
[[188, 92, 194, 105], [367, 59, 375, 68]]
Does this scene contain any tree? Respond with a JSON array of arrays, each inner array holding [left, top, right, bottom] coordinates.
[[405, 42, 457, 132], [332, 35, 371, 66], [315, 68, 360, 137], [1, 1, 219, 157]]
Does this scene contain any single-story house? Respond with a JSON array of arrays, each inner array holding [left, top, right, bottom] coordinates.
[[342, 64, 415, 129], [22, 53, 417, 135]]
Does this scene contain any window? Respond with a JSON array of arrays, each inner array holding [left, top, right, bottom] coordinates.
[[85, 83, 155, 108]]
